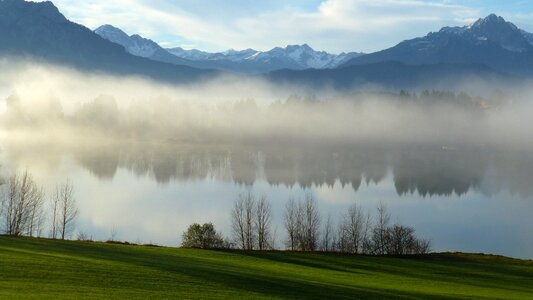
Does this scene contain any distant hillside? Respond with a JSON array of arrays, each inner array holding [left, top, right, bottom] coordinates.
[[93, 24, 199, 67], [165, 44, 364, 73], [0, 0, 217, 83], [94, 24, 363, 73], [266, 61, 508, 90], [342, 14, 533, 76], [0, 1, 528, 89]]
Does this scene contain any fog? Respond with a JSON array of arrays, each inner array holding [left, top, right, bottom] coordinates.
[[3, 59, 533, 199], [1, 59, 532, 152]]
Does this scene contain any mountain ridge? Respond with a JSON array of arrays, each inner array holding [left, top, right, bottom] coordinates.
[[94, 24, 196, 67], [0, 0, 217, 83], [0, 0, 529, 89], [94, 24, 364, 73], [341, 14, 533, 76], [265, 61, 508, 90]]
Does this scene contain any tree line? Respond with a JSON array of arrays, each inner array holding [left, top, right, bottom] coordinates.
[[182, 193, 431, 255], [1, 170, 429, 256], [0, 170, 78, 240]]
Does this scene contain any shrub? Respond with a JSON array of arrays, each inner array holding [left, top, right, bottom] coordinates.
[[181, 223, 225, 249]]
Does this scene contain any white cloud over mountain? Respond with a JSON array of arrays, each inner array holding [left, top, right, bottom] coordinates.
[[36, 0, 533, 53]]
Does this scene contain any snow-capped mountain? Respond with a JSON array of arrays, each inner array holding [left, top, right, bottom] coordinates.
[[166, 47, 213, 61], [167, 47, 267, 62], [0, 0, 214, 83], [251, 44, 362, 69], [466, 14, 531, 52], [95, 25, 160, 57], [94, 25, 196, 67], [94, 24, 363, 73], [168, 44, 363, 70], [342, 14, 533, 75], [0, 1, 523, 88]]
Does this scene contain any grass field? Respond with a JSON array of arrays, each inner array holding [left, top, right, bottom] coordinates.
[[0, 236, 532, 299]]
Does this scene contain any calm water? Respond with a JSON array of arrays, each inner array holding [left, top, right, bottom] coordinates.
[[1, 138, 532, 259]]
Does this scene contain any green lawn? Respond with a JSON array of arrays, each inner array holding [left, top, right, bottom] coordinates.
[[0, 237, 531, 299]]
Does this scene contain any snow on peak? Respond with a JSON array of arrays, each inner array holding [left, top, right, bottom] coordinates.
[[95, 25, 364, 70], [429, 14, 532, 53], [248, 44, 361, 69], [471, 14, 508, 29], [95, 25, 160, 57]]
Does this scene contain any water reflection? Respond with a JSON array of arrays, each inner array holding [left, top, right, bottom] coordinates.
[[1, 138, 532, 258], [4, 139, 532, 198]]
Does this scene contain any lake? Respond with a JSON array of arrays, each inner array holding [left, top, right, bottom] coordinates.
[[1, 136, 531, 259]]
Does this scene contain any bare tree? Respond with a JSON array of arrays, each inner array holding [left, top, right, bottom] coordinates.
[[268, 226, 278, 250], [255, 195, 272, 250], [232, 196, 246, 249], [76, 231, 91, 241], [372, 202, 391, 255], [1, 171, 44, 237], [109, 225, 118, 242], [387, 224, 415, 255], [340, 203, 369, 254], [284, 195, 321, 251], [26, 188, 45, 237], [50, 191, 60, 239], [414, 238, 432, 255], [361, 213, 373, 254], [0, 181, 4, 226], [300, 194, 321, 251], [386, 224, 432, 255], [284, 198, 298, 250], [321, 213, 334, 252], [55, 181, 78, 240], [231, 192, 256, 250], [2, 172, 20, 235]]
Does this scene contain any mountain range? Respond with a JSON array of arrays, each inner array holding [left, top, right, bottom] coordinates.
[[94, 24, 363, 73], [0, 0, 216, 83], [1, 0, 532, 88], [342, 14, 533, 76]]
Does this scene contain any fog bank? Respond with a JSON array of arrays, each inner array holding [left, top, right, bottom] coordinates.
[[1, 60, 532, 150]]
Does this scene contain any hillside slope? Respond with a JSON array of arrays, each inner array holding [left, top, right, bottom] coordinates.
[[0, 237, 531, 299], [266, 61, 508, 90], [0, 0, 216, 83], [342, 14, 533, 76]]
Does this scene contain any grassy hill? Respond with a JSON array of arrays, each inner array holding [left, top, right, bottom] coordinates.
[[0, 237, 531, 299]]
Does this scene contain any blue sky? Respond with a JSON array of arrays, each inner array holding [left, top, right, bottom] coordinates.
[[40, 0, 533, 53]]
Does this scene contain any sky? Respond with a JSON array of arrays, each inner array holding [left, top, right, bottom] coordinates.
[[38, 0, 533, 54]]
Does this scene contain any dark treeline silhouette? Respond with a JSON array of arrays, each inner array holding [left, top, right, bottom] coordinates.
[[1, 89, 497, 142], [5, 140, 533, 198], [0, 170, 78, 240], [396, 89, 484, 108], [289, 89, 495, 109]]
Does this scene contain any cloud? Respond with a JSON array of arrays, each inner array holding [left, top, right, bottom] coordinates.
[[36, 0, 522, 53], [230, 0, 478, 52]]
